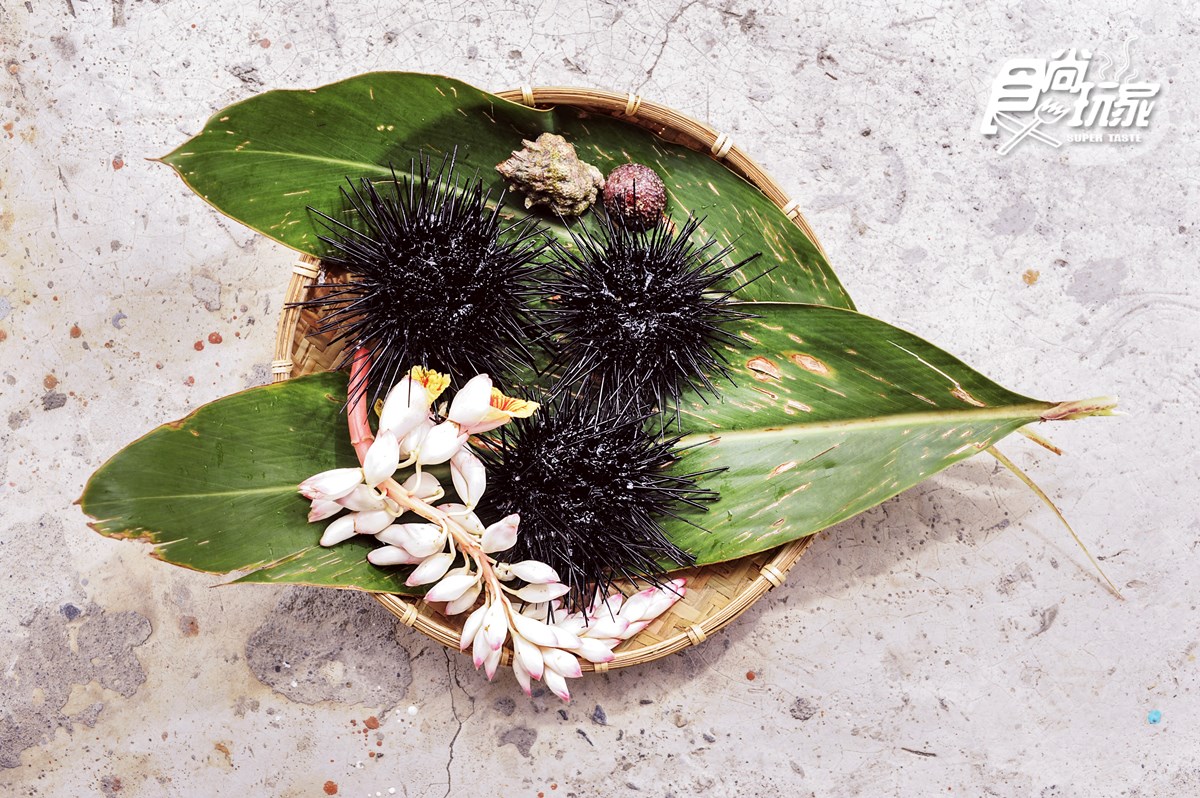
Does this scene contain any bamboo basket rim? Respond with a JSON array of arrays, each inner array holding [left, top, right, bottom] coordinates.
[[271, 84, 822, 672]]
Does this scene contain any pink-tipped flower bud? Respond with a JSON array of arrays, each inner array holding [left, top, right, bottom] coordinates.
[[481, 514, 520, 554], [298, 467, 363, 501]]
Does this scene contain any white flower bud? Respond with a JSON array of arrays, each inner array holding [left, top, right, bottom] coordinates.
[[541, 664, 571, 702], [511, 647, 533, 696], [376, 523, 445, 558], [319, 513, 358, 547], [454, 507, 487, 536], [308, 498, 343, 523], [582, 617, 630, 640], [401, 471, 442, 501], [460, 602, 489, 650], [299, 467, 363, 501], [367, 545, 424, 566], [621, 620, 650, 639], [483, 642, 503, 681], [398, 418, 433, 458], [511, 632, 545, 680], [511, 611, 580, 650], [447, 373, 494, 427], [378, 375, 433, 438], [404, 552, 454, 587], [445, 581, 482, 617], [425, 572, 481, 603], [337, 484, 387, 512], [354, 508, 396, 535], [619, 579, 686, 623], [481, 597, 509, 651], [416, 421, 467, 466], [591, 592, 624, 619], [572, 637, 617, 664], [542, 647, 583, 679], [519, 602, 550, 622], [507, 560, 560, 585], [481, 513, 520, 554], [551, 614, 588, 637], [471, 619, 491, 668], [512, 582, 570, 604], [449, 448, 487, 509], [362, 429, 401, 487]]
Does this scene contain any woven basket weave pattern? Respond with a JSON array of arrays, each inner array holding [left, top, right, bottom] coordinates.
[[271, 86, 821, 671]]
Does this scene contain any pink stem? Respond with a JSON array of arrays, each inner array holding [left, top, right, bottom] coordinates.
[[347, 347, 376, 462]]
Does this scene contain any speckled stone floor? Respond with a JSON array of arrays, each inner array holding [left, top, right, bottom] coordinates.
[[2, 2, 1198, 796]]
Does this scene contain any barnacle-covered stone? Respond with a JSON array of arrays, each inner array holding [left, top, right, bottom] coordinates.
[[495, 133, 604, 217]]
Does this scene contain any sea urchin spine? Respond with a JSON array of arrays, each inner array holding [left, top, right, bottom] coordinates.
[[292, 154, 549, 405], [538, 212, 762, 414], [476, 390, 719, 611]]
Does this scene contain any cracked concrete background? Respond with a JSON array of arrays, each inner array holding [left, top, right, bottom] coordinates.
[[2, 0, 1198, 795]]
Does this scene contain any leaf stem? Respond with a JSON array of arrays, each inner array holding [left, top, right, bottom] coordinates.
[[987, 446, 1123, 600]]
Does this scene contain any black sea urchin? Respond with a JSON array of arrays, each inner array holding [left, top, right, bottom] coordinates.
[[538, 213, 761, 414], [293, 155, 548, 404], [476, 391, 718, 611]]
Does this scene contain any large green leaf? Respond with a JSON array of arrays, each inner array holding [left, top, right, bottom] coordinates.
[[79, 304, 1106, 589], [79, 373, 419, 594], [161, 72, 852, 309], [664, 303, 1086, 564]]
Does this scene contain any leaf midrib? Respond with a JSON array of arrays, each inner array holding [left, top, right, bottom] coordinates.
[[87, 484, 300, 504], [166, 148, 394, 176], [681, 402, 1049, 443]]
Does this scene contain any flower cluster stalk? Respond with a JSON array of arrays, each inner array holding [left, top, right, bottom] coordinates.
[[345, 349, 505, 601]]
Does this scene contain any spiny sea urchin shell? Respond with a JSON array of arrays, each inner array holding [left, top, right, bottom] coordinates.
[[537, 212, 762, 415], [602, 163, 667, 231], [477, 390, 717, 611], [495, 132, 604, 216], [292, 154, 548, 405]]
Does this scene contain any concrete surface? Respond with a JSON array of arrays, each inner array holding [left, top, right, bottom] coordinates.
[[2, 1, 1198, 795]]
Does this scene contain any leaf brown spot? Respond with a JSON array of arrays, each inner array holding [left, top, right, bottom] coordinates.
[[769, 461, 798, 478], [789, 353, 832, 377], [747, 356, 782, 381], [102, 526, 157, 542], [951, 387, 986, 407]]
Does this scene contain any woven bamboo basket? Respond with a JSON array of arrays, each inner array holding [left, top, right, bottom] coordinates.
[[271, 86, 824, 672]]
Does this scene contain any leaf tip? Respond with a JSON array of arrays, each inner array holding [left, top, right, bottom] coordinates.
[[1040, 396, 1118, 422]]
